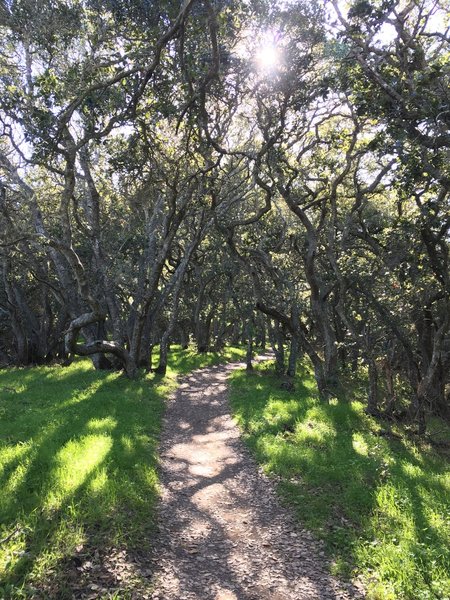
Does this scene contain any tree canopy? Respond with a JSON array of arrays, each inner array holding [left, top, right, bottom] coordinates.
[[1, 0, 449, 432]]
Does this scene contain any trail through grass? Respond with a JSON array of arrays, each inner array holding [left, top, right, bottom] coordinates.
[[0, 346, 245, 598], [229, 361, 450, 600]]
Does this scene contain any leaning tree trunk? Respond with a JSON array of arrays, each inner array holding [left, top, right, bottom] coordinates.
[[413, 390, 427, 436], [413, 311, 449, 433], [3, 269, 33, 365], [212, 304, 228, 351], [282, 193, 339, 389], [84, 320, 113, 370], [156, 253, 194, 374], [177, 321, 190, 350], [156, 332, 170, 376]]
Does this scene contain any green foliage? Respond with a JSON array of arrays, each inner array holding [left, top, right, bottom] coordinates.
[[229, 362, 450, 600]]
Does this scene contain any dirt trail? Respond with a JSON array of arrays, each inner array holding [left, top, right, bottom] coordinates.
[[149, 359, 364, 600]]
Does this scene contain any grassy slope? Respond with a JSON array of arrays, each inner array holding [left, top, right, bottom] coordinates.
[[0, 346, 245, 598], [229, 361, 450, 600]]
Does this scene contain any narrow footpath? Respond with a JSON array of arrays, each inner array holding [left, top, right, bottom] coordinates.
[[149, 359, 364, 600]]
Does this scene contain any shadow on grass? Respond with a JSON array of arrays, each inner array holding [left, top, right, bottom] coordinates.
[[229, 362, 450, 600], [0, 346, 249, 598], [0, 361, 165, 598]]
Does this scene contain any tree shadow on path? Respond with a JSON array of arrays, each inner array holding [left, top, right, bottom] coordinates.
[[147, 361, 364, 600]]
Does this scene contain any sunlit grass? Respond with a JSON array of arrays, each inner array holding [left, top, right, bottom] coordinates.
[[229, 361, 450, 600], [0, 360, 164, 598], [156, 344, 246, 376], [0, 345, 245, 598]]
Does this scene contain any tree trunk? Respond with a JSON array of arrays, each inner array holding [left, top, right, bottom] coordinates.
[[383, 358, 396, 415], [155, 334, 169, 376], [367, 358, 379, 416], [258, 316, 266, 351], [179, 325, 190, 350], [246, 320, 254, 371], [413, 391, 427, 435], [286, 335, 298, 378], [196, 311, 213, 353], [269, 321, 285, 377], [137, 312, 154, 369], [85, 320, 113, 370]]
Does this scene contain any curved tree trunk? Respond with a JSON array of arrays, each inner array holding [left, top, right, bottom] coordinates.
[[66, 312, 138, 378]]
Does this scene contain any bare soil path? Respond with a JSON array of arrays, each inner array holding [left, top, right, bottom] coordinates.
[[149, 359, 364, 600]]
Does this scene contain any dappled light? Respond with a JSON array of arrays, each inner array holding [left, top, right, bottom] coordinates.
[[47, 434, 113, 506], [86, 416, 118, 432], [0, 359, 164, 597], [161, 346, 247, 376], [230, 362, 450, 599], [149, 357, 360, 599], [0, 348, 257, 596], [0, 0, 449, 597]]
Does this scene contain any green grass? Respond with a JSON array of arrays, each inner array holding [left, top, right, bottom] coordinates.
[[0, 345, 245, 598], [155, 344, 246, 375], [229, 361, 450, 600]]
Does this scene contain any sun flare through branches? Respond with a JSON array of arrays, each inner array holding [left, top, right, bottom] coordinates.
[[255, 33, 281, 72]]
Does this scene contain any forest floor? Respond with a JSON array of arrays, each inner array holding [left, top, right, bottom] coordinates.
[[148, 357, 364, 600], [229, 362, 450, 600], [0, 347, 246, 599], [2, 351, 448, 599]]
